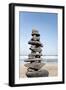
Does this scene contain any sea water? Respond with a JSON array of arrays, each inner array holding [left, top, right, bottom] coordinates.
[[20, 55, 58, 64]]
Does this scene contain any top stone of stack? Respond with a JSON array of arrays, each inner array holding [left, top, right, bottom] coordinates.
[[29, 29, 43, 47], [32, 29, 40, 36]]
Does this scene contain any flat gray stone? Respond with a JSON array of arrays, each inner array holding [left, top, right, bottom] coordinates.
[[28, 53, 42, 56], [31, 36, 40, 41], [26, 70, 49, 77], [30, 46, 42, 52], [24, 63, 45, 70], [28, 41, 43, 47], [32, 30, 40, 36], [24, 58, 43, 62], [27, 68, 35, 72]]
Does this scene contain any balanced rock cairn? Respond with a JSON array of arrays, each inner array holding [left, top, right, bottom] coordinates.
[[24, 29, 49, 77]]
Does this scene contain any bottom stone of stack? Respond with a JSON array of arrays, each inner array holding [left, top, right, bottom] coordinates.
[[26, 70, 49, 77]]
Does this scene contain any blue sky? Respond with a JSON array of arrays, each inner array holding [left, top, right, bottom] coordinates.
[[19, 12, 58, 56]]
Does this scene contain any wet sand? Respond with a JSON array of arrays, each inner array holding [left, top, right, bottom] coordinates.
[[19, 63, 58, 78]]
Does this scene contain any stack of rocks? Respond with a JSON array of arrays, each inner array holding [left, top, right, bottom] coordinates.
[[24, 29, 49, 77]]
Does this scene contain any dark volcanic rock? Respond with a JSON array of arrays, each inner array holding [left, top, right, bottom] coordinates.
[[26, 70, 49, 77]]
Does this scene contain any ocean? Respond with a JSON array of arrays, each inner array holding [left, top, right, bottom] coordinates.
[[20, 55, 58, 64]]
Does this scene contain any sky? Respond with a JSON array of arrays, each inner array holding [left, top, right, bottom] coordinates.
[[19, 12, 58, 56]]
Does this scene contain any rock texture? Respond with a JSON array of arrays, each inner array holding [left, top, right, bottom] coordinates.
[[26, 70, 49, 77], [24, 29, 49, 77]]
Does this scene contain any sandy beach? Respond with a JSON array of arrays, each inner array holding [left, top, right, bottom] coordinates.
[[19, 63, 58, 78]]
